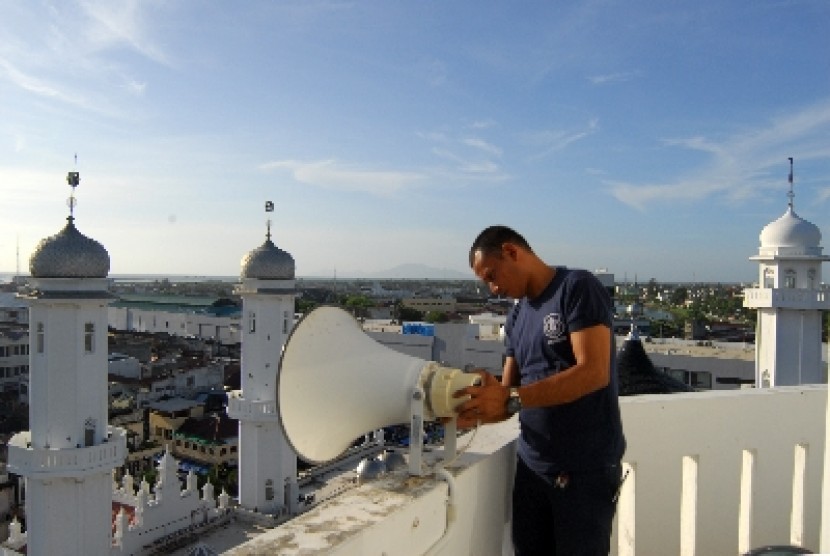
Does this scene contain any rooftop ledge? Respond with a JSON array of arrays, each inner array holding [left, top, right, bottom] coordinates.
[[226, 385, 829, 555]]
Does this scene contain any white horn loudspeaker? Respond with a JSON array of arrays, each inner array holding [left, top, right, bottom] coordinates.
[[277, 305, 480, 475]]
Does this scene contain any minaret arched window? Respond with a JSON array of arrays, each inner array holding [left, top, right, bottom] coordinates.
[[283, 311, 290, 335], [784, 269, 796, 289], [84, 323, 95, 353], [84, 418, 96, 447], [249, 311, 256, 333], [763, 268, 775, 288], [36, 322, 45, 353], [808, 269, 816, 289]]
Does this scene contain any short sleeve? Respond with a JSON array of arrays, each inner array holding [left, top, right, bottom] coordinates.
[[565, 271, 612, 333]]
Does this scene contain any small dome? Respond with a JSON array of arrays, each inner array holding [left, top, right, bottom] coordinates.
[[240, 237, 295, 280], [29, 218, 110, 278], [760, 207, 822, 249]]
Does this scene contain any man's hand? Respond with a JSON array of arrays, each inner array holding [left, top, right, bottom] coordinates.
[[453, 370, 510, 429]]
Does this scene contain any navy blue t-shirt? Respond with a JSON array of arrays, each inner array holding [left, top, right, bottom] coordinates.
[[506, 267, 625, 478]]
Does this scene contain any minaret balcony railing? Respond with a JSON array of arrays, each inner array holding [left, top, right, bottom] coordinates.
[[743, 288, 830, 310], [226, 390, 279, 422], [6, 426, 127, 479]]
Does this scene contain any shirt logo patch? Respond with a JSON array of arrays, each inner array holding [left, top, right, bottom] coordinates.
[[543, 313, 565, 342]]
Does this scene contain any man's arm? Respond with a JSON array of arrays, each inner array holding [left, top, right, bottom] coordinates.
[[517, 323, 611, 407], [501, 356, 519, 387], [455, 324, 611, 427]]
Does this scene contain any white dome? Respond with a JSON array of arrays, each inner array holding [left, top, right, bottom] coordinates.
[[759, 207, 821, 249], [29, 217, 110, 278]]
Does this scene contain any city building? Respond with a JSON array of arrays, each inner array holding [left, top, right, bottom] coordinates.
[[109, 295, 240, 345]]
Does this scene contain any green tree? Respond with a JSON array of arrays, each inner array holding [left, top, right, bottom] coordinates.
[[393, 301, 423, 323], [205, 462, 237, 495], [424, 311, 449, 323], [296, 298, 317, 314], [670, 286, 688, 306], [344, 295, 373, 318], [645, 278, 659, 300]]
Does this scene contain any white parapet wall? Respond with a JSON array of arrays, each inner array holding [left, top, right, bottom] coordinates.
[[225, 420, 519, 556], [200, 385, 829, 555], [614, 385, 826, 555]]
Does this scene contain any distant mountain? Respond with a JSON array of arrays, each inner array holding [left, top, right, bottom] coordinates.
[[302, 263, 471, 280]]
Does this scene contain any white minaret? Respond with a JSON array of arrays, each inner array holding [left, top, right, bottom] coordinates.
[[227, 204, 297, 514], [6, 170, 126, 555], [744, 158, 830, 386]]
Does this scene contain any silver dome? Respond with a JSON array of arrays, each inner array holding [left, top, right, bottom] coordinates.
[[29, 217, 110, 278], [240, 237, 295, 280]]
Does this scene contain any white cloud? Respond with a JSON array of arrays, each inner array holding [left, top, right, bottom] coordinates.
[[463, 137, 503, 157], [124, 78, 147, 96], [470, 119, 496, 130], [526, 117, 599, 159], [0, 57, 84, 105], [80, 0, 171, 66], [608, 98, 830, 210], [260, 159, 424, 196], [588, 70, 641, 85]]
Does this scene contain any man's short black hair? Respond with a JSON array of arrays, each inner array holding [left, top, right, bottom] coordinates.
[[469, 225, 533, 267]]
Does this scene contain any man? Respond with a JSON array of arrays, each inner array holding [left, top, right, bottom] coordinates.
[[455, 225, 626, 556]]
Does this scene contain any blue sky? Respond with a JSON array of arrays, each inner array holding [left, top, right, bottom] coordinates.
[[1, 1, 829, 283]]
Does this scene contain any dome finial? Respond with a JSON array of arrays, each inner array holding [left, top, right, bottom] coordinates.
[[265, 200, 274, 241], [241, 200, 294, 280], [787, 157, 795, 210], [67, 160, 80, 221]]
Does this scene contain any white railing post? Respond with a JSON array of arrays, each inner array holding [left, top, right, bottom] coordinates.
[[617, 462, 636, 556], [739, 449, 756, 553], [791, 443, 807, 546], [680, 455, 699, 556], [821, 375, 830, 551]]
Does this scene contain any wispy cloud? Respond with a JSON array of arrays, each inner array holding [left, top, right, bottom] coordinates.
[[0, 58, 84, 105], [463, 137, 503, 157], [588, 70, 641, 85], [526, 118, 599, 159], [123, 79, 147, 96], [417, 125, 509, 182], [0, 1, 167, 118], [608, 98, 830, 210], [260, 159, 424, 197], [431, 148, 502, 175], [470, 119, 496, 130], [79, 0, 171, 66]]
